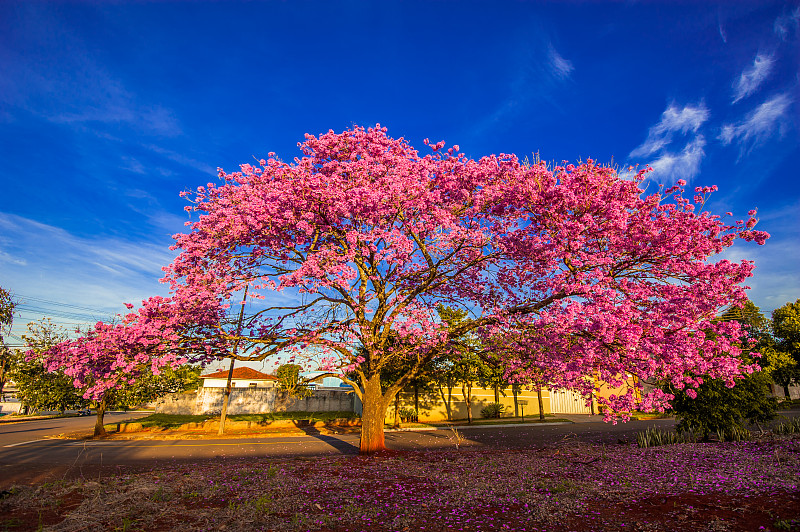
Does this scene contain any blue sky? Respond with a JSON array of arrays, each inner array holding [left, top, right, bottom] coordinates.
[[1, 1, 798, 347]]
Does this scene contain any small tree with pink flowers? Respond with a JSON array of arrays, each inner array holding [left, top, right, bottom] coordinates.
[[40, 295, 220, 436]]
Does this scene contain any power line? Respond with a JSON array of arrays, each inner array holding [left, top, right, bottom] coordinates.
[[12, 293, 113, 314]]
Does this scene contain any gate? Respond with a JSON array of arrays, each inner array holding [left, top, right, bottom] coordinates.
[[550, 389, 591, 414]]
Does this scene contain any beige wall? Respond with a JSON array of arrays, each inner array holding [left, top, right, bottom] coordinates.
[[386, 384, 552, 422]]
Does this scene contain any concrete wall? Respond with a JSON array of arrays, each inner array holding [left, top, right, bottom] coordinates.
[[0, 402, 22, 415], [156, 387, 355, 415]]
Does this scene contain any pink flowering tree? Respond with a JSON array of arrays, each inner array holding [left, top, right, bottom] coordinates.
[[162, 125, 767, 453], [40, 295, 219, 436]]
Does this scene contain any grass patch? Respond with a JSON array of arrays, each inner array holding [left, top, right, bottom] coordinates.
[[229, 411, 358, 423], [109, 413, 211, 429], [419, 418, 572, 428], [107, 411, 359, 430]]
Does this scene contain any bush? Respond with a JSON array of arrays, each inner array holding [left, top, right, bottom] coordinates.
[[480, 402, 505, 419], [398, 407, 417, 423], [667, 368, 778, 441]]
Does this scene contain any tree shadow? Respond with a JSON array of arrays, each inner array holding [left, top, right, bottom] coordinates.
[[297, 425, 359, 454]]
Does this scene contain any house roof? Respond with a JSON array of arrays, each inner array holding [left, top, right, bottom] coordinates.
[[200, 367, 278, 380]]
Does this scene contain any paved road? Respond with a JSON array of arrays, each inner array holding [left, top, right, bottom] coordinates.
[[0, 411, 150, 447], [2, 410, 797, 488]]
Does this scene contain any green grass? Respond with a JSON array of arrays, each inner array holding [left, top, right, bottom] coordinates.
[[395, 417, 573, 429], [228, 411, 359, 423], [108, 411, 359, 430], [109, 413, 211, 429]]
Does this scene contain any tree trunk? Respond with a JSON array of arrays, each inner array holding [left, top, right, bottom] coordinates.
[[219, 358, 235, 435], [494, 384, 499, 403], [437, 383, 453, 421], [784, 385, 792, 401], [462, 382, 473, 424], [360, 374, 390, 454], [512, 384, 519, 417], [393, 393, 400, 428], [414, 381, 419, 419], [219, 287, 248, 436], [537, 387, 545, 420], [93, 398, 107, 437]]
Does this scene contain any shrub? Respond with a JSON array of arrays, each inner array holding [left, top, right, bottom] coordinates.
[[666, 368, 778, 441], [398, 407, 417, 423], [636, 427, 696, 448], [773, 417, 800, 436], [480, 402, 505, 419]]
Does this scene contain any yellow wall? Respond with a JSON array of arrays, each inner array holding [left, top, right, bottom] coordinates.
[[386, 385, 551, 423]]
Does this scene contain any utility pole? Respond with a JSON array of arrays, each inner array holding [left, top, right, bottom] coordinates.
[[218, 286, 248, 436]]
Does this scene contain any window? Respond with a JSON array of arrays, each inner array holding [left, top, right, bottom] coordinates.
[[249, 383, 257, 388]]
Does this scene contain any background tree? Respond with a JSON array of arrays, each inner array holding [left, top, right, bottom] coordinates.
[[668, 364, 777, 441], [0, 286, 16, 399], [275, 363, 312, 398], [770, 299, 800, 399], [12, 319, 87, 414], [667, 302, 778, 440]]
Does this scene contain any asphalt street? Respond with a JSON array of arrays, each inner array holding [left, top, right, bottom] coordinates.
[[1, 410, 797, 488]]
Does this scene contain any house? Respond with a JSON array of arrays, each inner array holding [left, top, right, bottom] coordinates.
[[300, 371, 352, 390], [199, 367, 279, 389]]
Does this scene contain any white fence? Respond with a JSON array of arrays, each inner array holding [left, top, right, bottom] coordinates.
[[550, 389, 592, 414]]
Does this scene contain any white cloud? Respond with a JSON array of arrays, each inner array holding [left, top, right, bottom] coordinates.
[[732, 53, 775, 104], [646, 136, 706, 182], [630, 103, 710, 158], [466, 39, 573, 140], [774, 7, 800, 40], [0, 213, 176, 338], [547, 44, 574, 80], [145, 144, 217, 176], [718, 93, 793, 149]]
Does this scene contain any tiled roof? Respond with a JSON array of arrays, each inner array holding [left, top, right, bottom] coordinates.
[[200, 367, 278, 380]]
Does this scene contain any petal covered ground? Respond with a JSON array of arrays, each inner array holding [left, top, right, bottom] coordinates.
[[1, 436, 798, 531]]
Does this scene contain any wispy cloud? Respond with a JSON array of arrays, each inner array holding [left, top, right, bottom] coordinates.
[[774, 7, 800, 40], [732, 53, 775, 104], [0, 7, 182, 139], [0, 213, 176, 337], [145, 145, 217, 176], [547, 44, 574, 80], [646, 136, 707, 182], [630, 103, 710, 158], [466, 38, 574, 140], [719, 93, 793, 149]]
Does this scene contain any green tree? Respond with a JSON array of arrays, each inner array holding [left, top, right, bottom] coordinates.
[[12, 319, 88, 413], [109, 364, 202, 409], [276, 363, 313, 398], [668, 366, 777, 440], [0, 286, 16, 399], [668, 302, 778, 440], [436, 306, 504, 423], [770, 299, 800, 399]]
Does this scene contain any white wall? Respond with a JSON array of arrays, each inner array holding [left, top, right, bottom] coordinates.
[[201, 378, 277, 389]]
